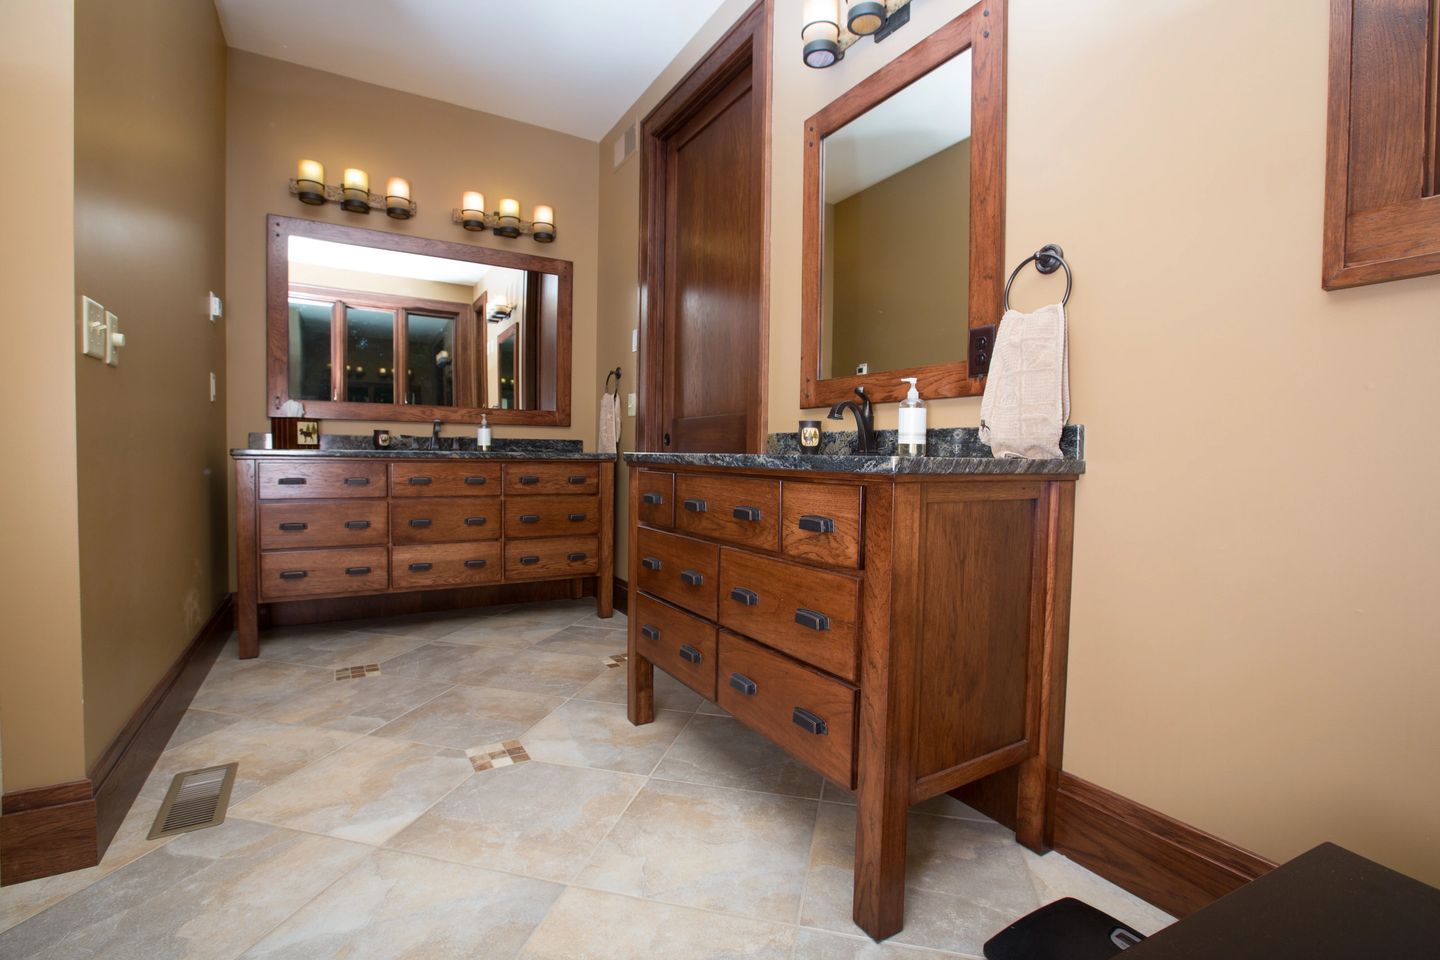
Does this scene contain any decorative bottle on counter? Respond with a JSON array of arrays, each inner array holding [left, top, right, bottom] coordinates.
[[477, 414, 492, 451], [898, 377, 927, 456]]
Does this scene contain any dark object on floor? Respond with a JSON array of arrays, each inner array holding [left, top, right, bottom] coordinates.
[[984, 898, 1146, 960], [148, 763, 236, 839]]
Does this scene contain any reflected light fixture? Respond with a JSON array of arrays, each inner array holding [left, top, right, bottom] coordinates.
[[802, 0, 912, 69], [288, 160, 417, 218]]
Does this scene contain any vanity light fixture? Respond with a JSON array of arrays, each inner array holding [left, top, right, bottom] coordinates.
[[288, 160, 418, 219], [802, 0, 911, 69], [449, 194, 557, 243]]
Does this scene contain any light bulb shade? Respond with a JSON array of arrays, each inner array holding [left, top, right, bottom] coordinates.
[[384, 178, 414, 219], [498, 198, 521, 218], [295, 159, 326, 204], [847, 1, 886, 35], [532, 204, 555, 242], [801, 0, 840, 43], [803, 37, 840, 68], [342, 168, 369, 191], [495, 198, 522, 238], [341, 168, 371, 213], [463, 191, 484, 211], [460, 191, 486, 230], [385, 177, 410, 200]]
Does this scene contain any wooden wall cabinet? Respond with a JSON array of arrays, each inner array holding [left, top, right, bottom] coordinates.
[[625, 461, 1077, 941]]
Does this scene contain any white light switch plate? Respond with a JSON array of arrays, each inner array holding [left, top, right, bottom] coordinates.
[[209, 372, 217, 402], [631, 328, 638, 352], [627, 392, 636, 416], [81, 296, 106, 359], [105, 311, 123, 366], [209, 292, 223, 322]]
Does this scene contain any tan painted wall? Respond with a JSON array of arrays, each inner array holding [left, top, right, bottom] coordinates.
[[289, 263, 474, 305], [602, 0, 1440, 884], [0, 0, 87, 794], [828, 138, 971, 377], [72, 0, 230, 770]]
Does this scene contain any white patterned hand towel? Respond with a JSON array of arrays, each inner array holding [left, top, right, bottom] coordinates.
[[598, 391, 621, 453], [979, 302, 1069, 459]]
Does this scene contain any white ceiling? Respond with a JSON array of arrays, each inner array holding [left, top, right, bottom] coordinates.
[[289, 235, 497, 284], [824, 50, 972, 204], [214, 0, 730, 141]]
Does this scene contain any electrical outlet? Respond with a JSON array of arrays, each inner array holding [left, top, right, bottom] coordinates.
[[209, 371, 217, 402], [105, 312, 125, 367], [81, 296, 106, 359], [208, 292, 223, 322], [627, 392, 637, 416]]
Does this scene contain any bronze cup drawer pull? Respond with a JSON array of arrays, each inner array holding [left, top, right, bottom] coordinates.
[[792, 707, 829, 736], [642, 492, 664, 505], [732, 505, 762, 522], [344, 477, 370, 486], [797, 514, 835, 534], [795, 608, 831, 631], [277, 477, 306, 485], [408, 476, 433, 485], [278, 521, 308, 531], [678, 644, 703, 665], [567, 551, 588, 562], [409, 518, 433, 527], [680, 569, 705, 587], [345, 519, 371, 530], [409, 562, 433, 572], [567, 475, 588, 484], [464, 475, 488, 485], [279, 570, 307, 580], [519, 475, 541, 485], [464, 516, 487, 526], [641, 556, 662, 571], [464, 559, 487, 569], [520, 555, 541, 565], [345, 566, 371, 576], [729, 672, 757, 696], [729, 586, 759, 606], [520, 514, 541, 523], [641, 624, 661, 642], [683, 498, 707, 513], [568, 512, 588, 522]]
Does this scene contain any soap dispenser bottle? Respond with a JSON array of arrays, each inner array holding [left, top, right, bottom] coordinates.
[[477, 414, 492, 452], [898, 377, 927, 456]]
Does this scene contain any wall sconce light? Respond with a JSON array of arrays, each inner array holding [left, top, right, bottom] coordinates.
[[802, 0, 911, 69], [450, 194, 557, 243], [488, 296, 514, 322], [288, 160, 417, 219]]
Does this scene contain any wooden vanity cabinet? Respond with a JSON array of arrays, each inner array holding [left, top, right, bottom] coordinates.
[[234, 454, 613, 658], [626, 464, 1077, 941]]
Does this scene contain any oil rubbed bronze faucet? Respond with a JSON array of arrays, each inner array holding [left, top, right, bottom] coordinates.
[[827, 385, 875, 454], [431, 419, 442, 450]]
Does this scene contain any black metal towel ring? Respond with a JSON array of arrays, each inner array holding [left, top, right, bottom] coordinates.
[[604, 366, 622, 398], [1003, 243, 1072, 311]]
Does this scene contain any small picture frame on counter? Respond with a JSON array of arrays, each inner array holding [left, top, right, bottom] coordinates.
[[271, 417, 320, 449], [799, 420, 822, 454]]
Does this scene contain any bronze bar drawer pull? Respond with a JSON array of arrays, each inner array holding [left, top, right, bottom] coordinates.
[[345, 520, 371, 529], [520, 514, 541, 524], [279, 570, 307, 580], [795, 608, 831, 631], [792, 707, 828, 736], [344, 477, 370, 486], [680, 569, 705, 587], [277, 477, 306, 485], [729, 673, 757, 696], [278, 521, 307, 531], [568, 475, 587, 484], [567, 551, 588, 562], [520, 555, 541, 565], [409, 518, 433, 527], [642, 492, 664, 505], [641, 556, 662, 571], [345, 566, 371, 576], [409, 562, 432, 572], [733, 505, 762, 521], [683, 498, 707, 513], [730, 586, 759, 606], [679, 644, 703, 665], [464, 475, 487, 485], [519, 475, 540, 485], [641, 624, 661, 642], [568, 512, 587, 521], [798, 515, 835, 534], [464, 516, 487, 526], [408, 476, 433, 485], [464, 559, 487, 569]]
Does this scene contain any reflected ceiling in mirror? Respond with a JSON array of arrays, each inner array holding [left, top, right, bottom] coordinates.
[[821, 49, 972, 380]]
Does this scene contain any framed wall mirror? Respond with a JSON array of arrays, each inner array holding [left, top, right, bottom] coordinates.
[[801, 0, 1005, 408], [266, 214, 573, 424]]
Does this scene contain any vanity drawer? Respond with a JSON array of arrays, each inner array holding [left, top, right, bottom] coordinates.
[[635, 527, 719, 620], [636, 470, 675, 529], [504, 495, 600, 539], [504, 463, 599, 496], [782, 482, 862, 568], [259, 500, 387, 550], [392, 542, 501, 590], [257, 461, 386, 500], [259, 547, 388, 600], [718, 632, 857, 788], [674, 474, 780, 551], [633, 594, 717, 700], [504, 536, 600, 580], [717, 548, 860, 682], [391, 498, 500, 545], [390, 461, 500, 497]]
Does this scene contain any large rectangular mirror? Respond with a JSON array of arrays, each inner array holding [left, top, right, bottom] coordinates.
[[267, 215, 572, 424], [801, 0, 1005, 408]]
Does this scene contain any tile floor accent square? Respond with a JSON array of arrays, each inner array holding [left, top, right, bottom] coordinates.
[[468, 739, 530, 772], [335, 664, 380, 680], [602, 653, 627, 668]]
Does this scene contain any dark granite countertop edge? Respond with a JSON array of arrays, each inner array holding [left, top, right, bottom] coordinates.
[[623, 452, 1084, 475], [230, 449, 617, 460]]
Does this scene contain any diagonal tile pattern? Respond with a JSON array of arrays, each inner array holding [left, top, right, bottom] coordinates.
[[0, 599, 1169, 958]]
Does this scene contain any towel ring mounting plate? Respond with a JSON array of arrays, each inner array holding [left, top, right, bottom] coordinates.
[[1004, 243, 1072, 311]]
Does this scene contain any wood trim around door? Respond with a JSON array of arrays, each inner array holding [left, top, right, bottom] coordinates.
[[638, 0, 772, 453]]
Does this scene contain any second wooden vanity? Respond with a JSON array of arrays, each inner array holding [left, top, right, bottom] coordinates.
[[625, 450, 1081, 940]]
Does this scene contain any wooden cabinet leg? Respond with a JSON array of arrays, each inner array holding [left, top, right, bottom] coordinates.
[[237, 600, 258, 660], [853, 779, 908, 940], [627, 621, 654, 725], [597, 574, 614, 618]]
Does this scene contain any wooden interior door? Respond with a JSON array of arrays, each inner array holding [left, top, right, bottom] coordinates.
[[641, 1, 770, 453]]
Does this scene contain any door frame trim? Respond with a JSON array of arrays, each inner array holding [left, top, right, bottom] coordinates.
[[638, 0, 772, 453]]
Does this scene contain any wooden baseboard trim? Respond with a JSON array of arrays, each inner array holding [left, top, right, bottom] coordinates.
[[613, 576, 629, 616], [0, 793, 98, 885], [1053, 772, 1275, 918]]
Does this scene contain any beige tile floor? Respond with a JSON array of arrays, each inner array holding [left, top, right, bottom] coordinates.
[[0, 598, 1172, 959]]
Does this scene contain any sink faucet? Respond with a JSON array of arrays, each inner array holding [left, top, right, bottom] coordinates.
[[431, 419, 442, 450], [827, 385, 875, 455]]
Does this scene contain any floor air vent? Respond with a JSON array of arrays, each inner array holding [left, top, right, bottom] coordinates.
[[148, 762, 237, 840]]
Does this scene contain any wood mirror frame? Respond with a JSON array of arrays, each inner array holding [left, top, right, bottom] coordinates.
[[800, 0, 1005, 408], [266, 214, 573, 425]]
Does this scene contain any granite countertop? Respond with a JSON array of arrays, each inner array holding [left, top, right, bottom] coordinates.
[[231, 448, 616, 460], [623, 452, 1081, 475]]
